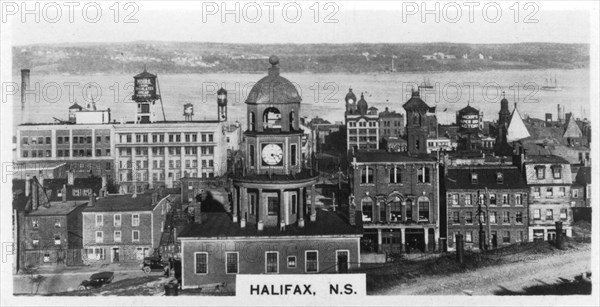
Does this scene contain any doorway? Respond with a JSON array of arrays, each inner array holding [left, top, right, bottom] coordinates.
[[336, 250, 349, 273], [112, 247, 120, 263]]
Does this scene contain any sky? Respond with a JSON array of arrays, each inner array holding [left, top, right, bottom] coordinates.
[[6, 1, 594, 46]]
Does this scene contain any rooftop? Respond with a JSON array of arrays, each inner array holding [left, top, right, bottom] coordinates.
[[27, 201, 86, 216], [354, 151, 437, 163], [83, 192, 164, 212], [575, 166, 591, 185], [445, 166, 528, 190], [178, 209, 362, 239], [524, 155, 570, 164]]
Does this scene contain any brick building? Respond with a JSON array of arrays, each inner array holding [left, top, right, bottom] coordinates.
[[350, 151, 440, 253], [444, 165, 529, 251], [378, 107, 405, 140], [81, 190, 172, 264]]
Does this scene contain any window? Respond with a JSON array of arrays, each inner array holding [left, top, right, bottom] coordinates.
[[95, 231, 103, 243], [265, 252, 278, 273], [195, 253, 208, 274], [291, 144, 297, 166], [305, 251, 318, 273], [573, 189, 579, 198], [249, 145, 255, 167], [560, 209, 567, 220], [489, 211, 497, 224], [465, 194, 472, 206], [418, 167, 431, 183], [489, 194, 496, 205], [503, 211, 510, 223], [54, 234, 61, 245], [479, 211, 486, 223], [534, 187, 541, 198], [361, 198, 373, 222], [471, 173, 478, 184], [533, 209, 541, 220], [452, 212, 460, 223], [546, 187, 553, 197], [516, 231, 524, 242], [54, 219, 61, 228], [465, 231, 473, 243], [132, 230, 140, 242], [497, 172, 504, 184], [516, 211, 523, 223], [552, 166, 562, 179], [418, 198, 430, 221], [114, 231, 122, 243], [405, 199, 413, 221], [287, 256, 297, 268], [558, 187, 566, 197], [515, 194, 523, 205], [465, 212, 473, 224], [451, 194, 459, 205], [32, 219, 39, 228], [132, 214, 140, 226], [546, 209, 553, 221], [389, 198, 402, 222], [22, 137, 28, 145], [535, 166, 545, 179], [95, 215, 103, 227], [32, 234, 39, 246], [291, 194, 297, 214], [114, 214, 121, 227], [226, 252, 238, 274], [502, 194, 509, 205], [389, 167, 401, 184], [502, 231, 510, 243], [361, 167, 373, 184]]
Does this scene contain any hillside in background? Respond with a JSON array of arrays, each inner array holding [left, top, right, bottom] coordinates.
[[13, 42, 589, 75]]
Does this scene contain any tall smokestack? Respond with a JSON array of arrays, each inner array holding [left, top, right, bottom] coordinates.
[[557, 104, 563, 124], [21, 69, 30, 124]]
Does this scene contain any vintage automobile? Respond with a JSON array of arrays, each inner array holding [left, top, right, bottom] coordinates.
[[142, 257, 169, 274], [78, 271, 114, 290]]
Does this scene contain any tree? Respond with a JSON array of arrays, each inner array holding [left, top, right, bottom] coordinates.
[[22, 264, 46, 295]]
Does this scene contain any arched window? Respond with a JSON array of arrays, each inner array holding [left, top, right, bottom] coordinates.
[[417, 196, 430, 221], [263, 107, 281, 129], [361, 197, 373, 222], [289, 111, 295, 130], [249, 112, 255, 131], [389, 196, 402, 222], [405, 199, 413, 221]]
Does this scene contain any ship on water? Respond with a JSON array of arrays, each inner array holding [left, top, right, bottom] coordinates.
[[419, 76, 434, 89], [541, 75, 563, 91]]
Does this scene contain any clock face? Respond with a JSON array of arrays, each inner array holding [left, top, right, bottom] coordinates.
[[348, 99, 354, 104], [262, 143, 283, 166]]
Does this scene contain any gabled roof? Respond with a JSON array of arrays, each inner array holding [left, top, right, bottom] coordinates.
[[402, 91, 431, 111], [524, 154, 570, 164], [445, 166, 528, 190], [83, 192, 163, 212], [458, 104, 479, 115], [133, 70, 156, 79], [68, 102, 83, 110]]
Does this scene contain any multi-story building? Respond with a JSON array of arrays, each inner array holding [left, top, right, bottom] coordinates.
[[345, 89, 379, 152], [81, 190, 172, 264], [15, 69, 230, 194], [443, 165, 529, 251], [179, 57, 362, 288], [403, 90, 437, 155], [517, 154, 574, 241], [378, 107, 404, 140], [350, 151, 440, 253]]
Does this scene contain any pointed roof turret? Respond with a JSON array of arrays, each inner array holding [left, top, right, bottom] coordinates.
[[357, 93, 368, 114], [345, 88, 357, 104], [506, 103, 531, 143], [563, 114, 583, 138]]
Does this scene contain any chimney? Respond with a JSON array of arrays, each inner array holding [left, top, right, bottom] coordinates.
[[25, 175, 31, 197], [21, 69, 30, 123], [89, 193, 96, 206], [557, 104, 563, 124], [565, 112, 572, 124], [348, 194, 356, 226], [67, 170, 74, 186], [193, 187, 202, 224], [62, 184, 67, 202], [32, 176, 39, 211]]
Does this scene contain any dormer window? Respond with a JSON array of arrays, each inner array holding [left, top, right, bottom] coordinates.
[[471, 173, 478, 184], [551, 165, 562, 179], [497, 172, 504, 184], [32, 219, 39, 228], [535, 165, 546, 179]]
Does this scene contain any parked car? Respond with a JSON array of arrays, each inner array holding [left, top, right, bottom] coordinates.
[[78, 271, 114, 290], [142, 257, 169, 274]]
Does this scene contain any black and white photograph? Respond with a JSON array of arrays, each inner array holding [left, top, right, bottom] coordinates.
[[0, 1, 598, 305]]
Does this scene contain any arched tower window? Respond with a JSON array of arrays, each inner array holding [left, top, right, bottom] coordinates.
[[289, 111, 296, 131], [263, 107, 281, 130], [249, 112, 255, 131]]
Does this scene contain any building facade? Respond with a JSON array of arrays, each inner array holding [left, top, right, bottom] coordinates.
[[345, 89, 379, 152], [444, 165, 529, 251], [81, 191, 171, 264], [378, 107, 405, 140], [351, 152, 440, 253], [518, 154, 574, 241]]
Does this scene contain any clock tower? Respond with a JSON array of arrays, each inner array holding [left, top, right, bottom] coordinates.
[[232, 55, 318, 231]]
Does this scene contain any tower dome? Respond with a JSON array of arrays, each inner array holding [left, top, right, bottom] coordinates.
[[245, 56, 301, 105], [357, 93, 368, 114]]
